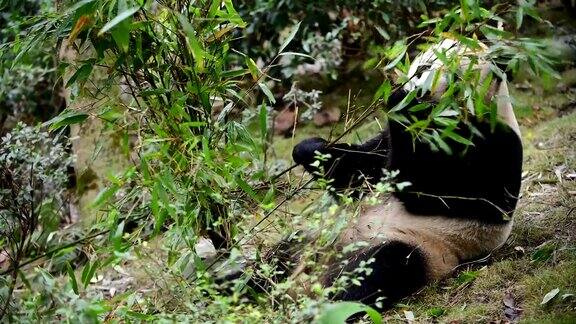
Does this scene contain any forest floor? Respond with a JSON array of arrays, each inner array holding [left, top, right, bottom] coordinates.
[[271, 70, 576, 322]]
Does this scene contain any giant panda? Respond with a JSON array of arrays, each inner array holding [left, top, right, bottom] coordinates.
[[264, 38, 523, 307]]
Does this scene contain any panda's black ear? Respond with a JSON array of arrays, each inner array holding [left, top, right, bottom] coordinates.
[[292, 137, 328, 166]]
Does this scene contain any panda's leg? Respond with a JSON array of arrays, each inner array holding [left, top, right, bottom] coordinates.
[[326, 240, 429, 307]]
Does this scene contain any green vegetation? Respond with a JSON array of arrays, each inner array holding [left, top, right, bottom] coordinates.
[[1, 0, 574, 322]]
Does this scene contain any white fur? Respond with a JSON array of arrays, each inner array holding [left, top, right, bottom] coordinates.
[[338, 196, 513, 279]]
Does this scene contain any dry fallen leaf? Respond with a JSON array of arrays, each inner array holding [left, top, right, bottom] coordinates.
[[541, 288, 560, 305], [503, 292, 523, 322]]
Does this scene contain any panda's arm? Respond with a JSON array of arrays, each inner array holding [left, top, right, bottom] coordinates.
[[291, 88, 412, 192], [292, 131, 390, 192]]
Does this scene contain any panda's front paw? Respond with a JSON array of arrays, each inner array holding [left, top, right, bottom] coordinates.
[[292, 137, 328, 166]]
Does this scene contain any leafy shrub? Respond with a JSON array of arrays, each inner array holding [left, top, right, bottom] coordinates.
[[0, 0, 62, 133], [0, 123, 73, 318]]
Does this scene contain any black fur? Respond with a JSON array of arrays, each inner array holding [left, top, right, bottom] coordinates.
[[292, 134, 389, 191], [291, 90, 408, 192], [388, 113, 522, 223], [325, 240, 428, 307], [293, 89, 522, 223]]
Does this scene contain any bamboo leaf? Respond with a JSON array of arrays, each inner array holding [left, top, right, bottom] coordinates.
[[65, 262, 79, 294], [259, 103, 268, 139], [374, 25, 390, 40], [383, 46, 406, 71], [178, 14, 207, 72], [278, 51, 314, 59], [91, 184, 120, 208], [317, 302, 382, 324], [223, 0, 246, 27], [235, 176, 259, 202], [408, 102, 431, 112], [45, 110, 89, 130], [246, 57, 261, 81], [389, 90, 417, 113], [279, 22, 301, 53], [65, 62, 94, 88], [81, 260, 100, 288], [98, 7, 140, 35], [433, 130, 453, 155], [373, 80, 392, 102], [516, 6, 524, 30], [443, 129, 474, 146], [258, 82, 276, 104]]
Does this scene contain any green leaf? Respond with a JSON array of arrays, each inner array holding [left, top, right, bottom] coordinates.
[[91, 184, 120, 208], [181, 121, 206, 128], [279, 22, 301, 53], [489, 101, 498, 132], [455, 270, 478, 285], [541, 288, 560, 305], [443, 129, 474, 146], [516, 7, 524, 30], [202, 136, 212, 165], [317, 302, 382, 324], [67, 0, 95, 13], [373, 80, 391, 103], [408, 102, 431, 112], [455, 34, 481, 50], [98, 7, 140, 35], [126, 311, 155, 321], [479, 25, 512, 38], [235, 176, 259, 202], [208, 0, 222, 18], [65, 262, 79, 294], [45, 111, 89, 130], [432, 130, 452, 155], [427, 307, 446, 318], [222, 68, 249, 78], [258, 82, 276, 104], [112, 221, 125, 251], [389, 90, 417, 113], [460, 0, 469, 21], [111, 18, 131, 52], [278, 52, 314, 59], [374, 25, 390, 40], [383, 46, 406, 71], [259, 103, 268, 139], [178, 14, 207, 72], [246, 57, 261, 81], [531, 243, 556, 263], [223, 0, 246, 27], [81, 260, 100, 288], [65, 62, 94, 87]]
